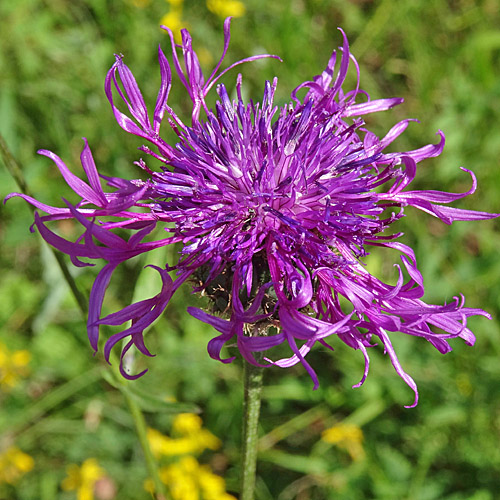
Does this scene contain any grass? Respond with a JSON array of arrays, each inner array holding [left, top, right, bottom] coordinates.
[[1, 1, 500, 499]]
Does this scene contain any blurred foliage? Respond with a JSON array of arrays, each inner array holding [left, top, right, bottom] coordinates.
[[1, 0, 500, 499]]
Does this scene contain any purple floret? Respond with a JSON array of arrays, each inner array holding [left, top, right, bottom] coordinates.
[[7, 18, 498, 406]]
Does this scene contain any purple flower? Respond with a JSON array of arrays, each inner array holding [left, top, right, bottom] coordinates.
[[7, 19, 498, 406]]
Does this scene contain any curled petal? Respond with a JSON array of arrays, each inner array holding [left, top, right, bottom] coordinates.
[[271, 335, 319, 390], [385, 130, 446, 164], [330, 28, 350, 97], [4, 192, 73, 217], [119, 340, 149, 380], [376, 328, 418, 408], [346, 97, 404, 117], [105, 56, 155, 140], [386, 167, 500, 223], [351, 338, 371, 389], [88, 263, 118, 351], [153, 45, 172, 133], [101, 266, 176, 367], [38, 148, 106, 207]]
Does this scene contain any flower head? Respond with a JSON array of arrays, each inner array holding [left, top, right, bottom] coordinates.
[[61, 458, 105, 500], [207, 0, 246, 18], [0, 342, 31, 391], [144, 456, 236, 500], [7, 19, 497, 406], [145, 415, 233, 499], [147, 413, 221, 458], [322, 423, 365, 461], [0, 446, 34, 485], [160, 0, 186, 42]]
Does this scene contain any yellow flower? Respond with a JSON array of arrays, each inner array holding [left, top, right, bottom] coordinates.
[[207, 0, 246, 18], [146, 457, 235, 500], [199, 465, 237, 500], [161, 457, 198, 500], [145, 415, 234, 498], [147, 414, 221, 458], [147, 428, 172, 458], [0, 447, 34, 485], [160, 8, 186, 43], [147, 428, 221, 457], [172, 413, 203, 435], [322, 423, 365, 461], [61, 458, 105, 500], [0, 342, 31, 391]]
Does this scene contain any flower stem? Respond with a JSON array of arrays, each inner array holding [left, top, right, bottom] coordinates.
[[107, 352, 168, 500], [240, 358, 264, 500], [124, 387, 168, 500]]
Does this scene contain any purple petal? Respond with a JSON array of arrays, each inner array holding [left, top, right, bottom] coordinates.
[[346, 97, 404, 117], [88, 262, 118, 351], [80, 139, 107, 206], [153, 45, 172, 133], [5, 192, 73, 216], [376, 328, 418, 408], [38, 149, 105, 206], [105, 56, 155, 140]]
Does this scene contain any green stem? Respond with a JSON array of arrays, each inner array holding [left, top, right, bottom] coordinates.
[[104, 352, 170, 500], [124, 386, 168, 500], [0, 133, 32, 197], [240, 359, 264, 500]]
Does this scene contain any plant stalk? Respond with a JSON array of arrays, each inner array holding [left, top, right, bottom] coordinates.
[[240, 358, 264, 500], [124, 385, 167, 500]]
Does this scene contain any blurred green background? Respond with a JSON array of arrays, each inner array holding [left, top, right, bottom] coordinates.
[[1, 0, 500, 499]]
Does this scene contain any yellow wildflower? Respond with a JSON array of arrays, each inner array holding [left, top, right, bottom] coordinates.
[[207, 0, 246, 18], [0, 342, 31, 391], [61, 458, 105, 500], [147, 428, 172, 458], [147, 414, 221, 458], [162, 457, 199, 500], [0, 446, 34, 484], [146, 457, 235, 500], [160, 0, 186, 43], [322, 423, 365, 461], [145, 414, 234, 498], [172, 413, 203, 435], [147, 427, 221, 457], [199, 464, 236, 500]]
